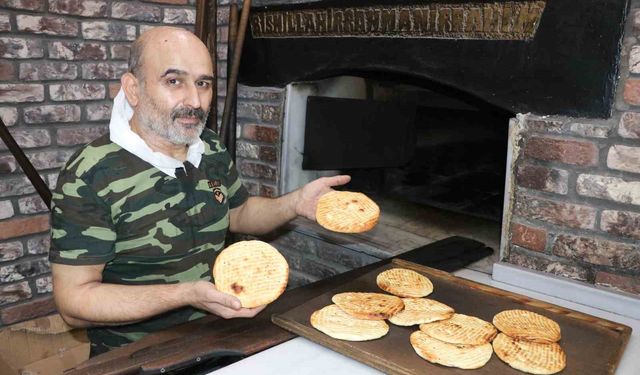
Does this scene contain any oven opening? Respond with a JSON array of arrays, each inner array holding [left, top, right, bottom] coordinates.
[[281, 75, 514, 272]]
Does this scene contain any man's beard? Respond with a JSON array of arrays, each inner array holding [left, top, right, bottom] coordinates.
[[136, 94, 208, 145]]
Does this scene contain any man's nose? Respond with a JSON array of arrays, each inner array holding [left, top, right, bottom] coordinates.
[[183, 83, 202, 109]]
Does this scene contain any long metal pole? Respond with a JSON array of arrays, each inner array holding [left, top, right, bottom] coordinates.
[[194, 0, 209, 42], [220, 0, 251, 142], [222, 3, 239, 160], [0, 118, 51, 209]]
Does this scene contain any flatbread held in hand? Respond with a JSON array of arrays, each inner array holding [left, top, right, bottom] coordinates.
[[213, 240, 289, 308]]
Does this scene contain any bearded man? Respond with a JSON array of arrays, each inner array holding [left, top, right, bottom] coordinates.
[[49, 27, 349, 356]]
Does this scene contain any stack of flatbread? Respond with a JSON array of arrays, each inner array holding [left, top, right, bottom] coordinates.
[[311, 268, 443, 341], [492, 310, 566, 374], [310, 292, 403, 341], [411, 313, 497, 369]]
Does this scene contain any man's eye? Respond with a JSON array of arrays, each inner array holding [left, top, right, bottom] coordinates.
[[197, 81, 211, 88], [167, 78, 179, 85]]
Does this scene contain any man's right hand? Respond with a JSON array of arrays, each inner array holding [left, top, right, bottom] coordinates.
[[189, 280, 267, 319]]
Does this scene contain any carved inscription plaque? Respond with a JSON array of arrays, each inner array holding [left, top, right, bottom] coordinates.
[[251, 1, 546, 40]]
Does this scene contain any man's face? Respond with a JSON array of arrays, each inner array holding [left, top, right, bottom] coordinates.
[[134, 33, 214, 145]]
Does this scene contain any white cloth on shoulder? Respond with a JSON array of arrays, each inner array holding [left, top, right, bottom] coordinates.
[[108, 88, 205, 178]]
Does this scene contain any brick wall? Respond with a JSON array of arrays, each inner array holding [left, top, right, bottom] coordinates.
[[0, 0, 282, 327], [504, 2, 640, 296], [0, 0, 205, 327]]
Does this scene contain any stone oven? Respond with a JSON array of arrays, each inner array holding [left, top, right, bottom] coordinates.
[[230, 0, 640, 313]]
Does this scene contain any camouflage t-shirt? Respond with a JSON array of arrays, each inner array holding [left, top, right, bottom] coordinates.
[[49, 128, 249, 356]]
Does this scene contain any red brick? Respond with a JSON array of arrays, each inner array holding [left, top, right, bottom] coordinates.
[[0, 60, 15, 80], [23, 104, 80, 123], [242, 180, 258, 196], [0, 176, 36, 197], [238, 86, 284, 102], [619, 112, 640, 139], [507, 249, 589, 282], [16, 15, 78, 36], [0, 214, 49, 240], [577, 174, 640, 206], [86, 103, 112, 121], [237, 103, 283, 124], [1, 0, 44, 11], [515, 163, 568, 194], [524, 118, 564, 133], [19, 62, 77, 81], [18, 195, 47, 214], [57, 125, 108, 146], [510, 222, 547, 252], [110, 44, 130, 60], [523, 136, 598, 166], [242, 124, 279, 143], [0, 107, 18, 126], [142, 0, 188, 4], [0, 281, 31, 307], [217, 26, 229, 43], [36, 275, 52, 294], [607, 145, 640, 174], [48, 40, 107, 60], [0, 14, 10, 33], [27, 234, 50, 255], [81, 62, 128, 80], [236, 141, 259, 159], [0, 84, 44, 102], [0, 150, 74, 172], [568, 122, 612, 138], [553, 234, 640, 271], [0, 296, 56, 325], [0, 258, 49, 282], [260, 184, 277, 198], [112, 2, 162, 22], [218, 6, 230, 26], [0, 129, 51, 151], [0, 37, 44, 59], [595, 272, 640, 295], [259, 145, 278, 163], [514, 194, 596, 230], [0, 241, 24, 261], [624, 78, 640, 106], [0, 200, 14, 220], [216, 43, 227, 60], [634, 9, 640, 35], [81, 21, 136, 41], [601, 210, 640, 240], [48, 0, 108, 17], [164, 8, 196, 24], [50, 83, 105, 101], [239, 161, 276, 181]]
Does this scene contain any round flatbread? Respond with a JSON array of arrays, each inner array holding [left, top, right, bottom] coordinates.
[[388, 298, 454, 326], [310, 304, 389, 341], [316, 191, 380, 233], [410, 330, 493, 370], [419, 313, 497, 345], [493, 333, 566, 374], [376, 268, 434, 297], [332, 292, 404, 320], [493, 309, 561, 343], [212, 240, 289, 308]]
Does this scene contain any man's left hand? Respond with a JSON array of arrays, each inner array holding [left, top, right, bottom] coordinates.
[[294, 175, 351, 221]]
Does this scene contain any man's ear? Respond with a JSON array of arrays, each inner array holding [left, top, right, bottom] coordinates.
[[121, 72, 140, 107]]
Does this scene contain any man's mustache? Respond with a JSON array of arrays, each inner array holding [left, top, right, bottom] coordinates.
[[171, 106, 207, 123]]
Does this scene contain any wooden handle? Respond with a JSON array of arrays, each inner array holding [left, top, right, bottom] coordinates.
[[0, 117, 51, 209]]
